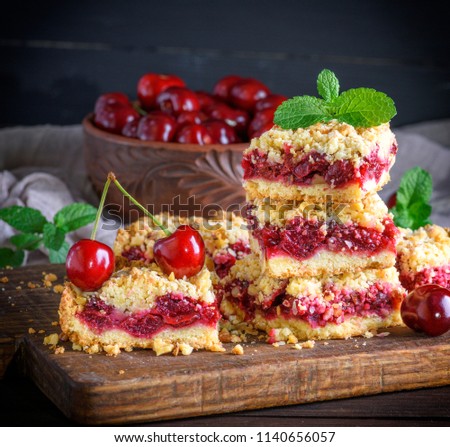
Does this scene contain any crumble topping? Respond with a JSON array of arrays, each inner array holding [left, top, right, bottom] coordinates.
[[231, 344, 244, 355], [248, 193, 389, 230], [397, 225, 450, 272], [247, 120, 396, 165], [81, 265, 214, 313]]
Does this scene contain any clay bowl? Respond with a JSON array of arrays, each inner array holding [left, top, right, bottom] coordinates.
[[83, 114, 247, 222]]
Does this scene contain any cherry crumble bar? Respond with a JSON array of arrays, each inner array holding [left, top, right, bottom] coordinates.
[[397, 225, 450, 292], [217, 253, 405, 341], [246, 193, 399, 278], [242, 120, 397, 202]]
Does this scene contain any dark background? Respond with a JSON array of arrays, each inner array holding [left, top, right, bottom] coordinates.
[[1, 0, 450, 127]]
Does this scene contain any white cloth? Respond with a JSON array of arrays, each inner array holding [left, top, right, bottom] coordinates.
[[0, 119, 450, 265]]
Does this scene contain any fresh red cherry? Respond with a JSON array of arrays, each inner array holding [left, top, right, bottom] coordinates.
[[94, 103, 140, 134], [94, 92, 130, 114], [121, 116, 140, 138], [154, 225, 205, 278], [176, 111, 206, 127], [204, 103, 249, 135], [387, 192, 397, 209], [137, 113, 177, 142], [175, 124, 213, 145], [401, 284, 450, 336], [156, 87, 200, 116], [229, 78, 270, 111], [255, 94, 288, 112], [213, 75, 243, 102], [137, 73, 185, 110], [204, 119, 239, 144], [195, 91, 218, 110], [248, 108, 276, 138], [66, 239, 115, 291]]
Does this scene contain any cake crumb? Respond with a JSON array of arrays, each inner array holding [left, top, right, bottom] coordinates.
[[28, 327, 36, 334], [323, 342, 329, 345], [272, 342, 279, 348], [179, 343, 194, 356], [118, 369, 125, 375], [104, 344, 121, 356], [231, 344, 244, 355], [16, 286, 22, 290], [53, 284, 65, 294], [27, 281, 38, 289], [287, 334, 298, 344], [54, 346, 65, 355], [43, 333, 59, 346], [38, 329, 45, 334], [0, 276, 8, 283], [72, 343, 82, 351], [364, 331, 375, 338], [292, 343, 302, 350], [301, 340, 315, 349], [51, 321, 59, 326], [219, 328, 232, 343], [44, 273, 58, 282]]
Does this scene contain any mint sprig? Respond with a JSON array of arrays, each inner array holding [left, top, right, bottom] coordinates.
[[0, 202, 97, 268], [274, 68, 397, 129], [390, 167, 433, 230]]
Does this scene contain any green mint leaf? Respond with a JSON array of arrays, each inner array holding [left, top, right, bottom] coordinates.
[[54, 202, 97, 233], [396, 166, 432, 207], [330, 88, 397, 127], [0, 247, 25, 268], [0, 206, 47, 233], [274, 96, 331, 129], [10, 233, 42, 251], [391, 167, 433, 229], [317, 69, 340, 102], [48, 241, 69, 264], [43, 223, 66, 251]]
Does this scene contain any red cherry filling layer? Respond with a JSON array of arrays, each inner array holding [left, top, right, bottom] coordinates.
[[252, 216, 398, 261], [121, 247, 151, 263], [242, 144, 397, 189], [77, 293, 219, 338], [399, 265, 450, 292], [219, 280, 398, 328], [213, 240, 251, 279]]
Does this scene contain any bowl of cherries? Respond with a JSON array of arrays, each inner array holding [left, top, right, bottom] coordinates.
[[83, 73, 286, 219]]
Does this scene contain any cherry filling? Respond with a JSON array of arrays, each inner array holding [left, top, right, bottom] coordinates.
[[221, 280, 397, 328], [213, 240, 251, 279], [121, 247, 151, 263], [253, 217, 398, 261], [242, 145, 396, 189], [399, 265, 450, 292], [77, 293, 219, 338]]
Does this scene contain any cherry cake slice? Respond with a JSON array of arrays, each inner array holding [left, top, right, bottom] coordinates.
[[246, 193, 399, 278], [217, 253, 405, 342], [242, 120, 397, 203], [397, 225, 450, 292], [59, 265, 223, 356]]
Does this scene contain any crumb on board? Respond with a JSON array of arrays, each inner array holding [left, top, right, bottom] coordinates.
[[301, 340, 315, 349], [0, 276, 8, 283], [54, 346, 65, 355], [38, 330, 45, 334], [28, 328, 36, 334], [27, 281, 39, 289], [43, 333, 59, 346], [292, 343, 302, 350], [364, 330, 375, 338], [53, 284, 65, 294], [15, 286, 22, 290], [231, 344, 244, 355], [51, 321, 59, 326], [118, 370, 125, 375], [44, 273, 58, 282], [376, 332, 390, 337]]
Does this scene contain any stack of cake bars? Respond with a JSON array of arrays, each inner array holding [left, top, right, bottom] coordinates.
[[219, 121, 406, 341]]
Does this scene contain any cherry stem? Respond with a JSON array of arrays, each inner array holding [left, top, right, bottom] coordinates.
[[90, 176, 111, 240], [107, 172, 172, 237]]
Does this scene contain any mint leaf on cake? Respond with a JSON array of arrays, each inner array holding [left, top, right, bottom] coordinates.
[[274, 69, 397, 129]]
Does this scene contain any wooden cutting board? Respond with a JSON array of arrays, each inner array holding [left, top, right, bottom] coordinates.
[[1, 264, 449, 425]]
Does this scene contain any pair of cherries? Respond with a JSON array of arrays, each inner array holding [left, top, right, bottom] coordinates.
[[66, 173, 205, 292]]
